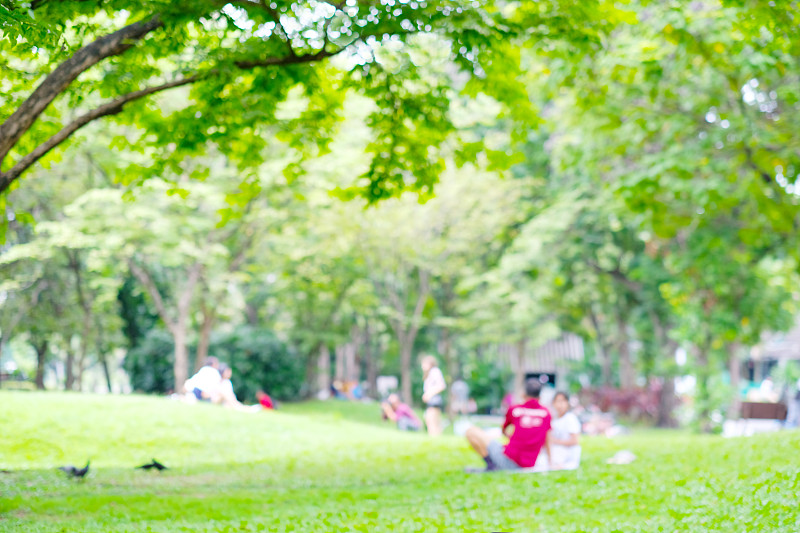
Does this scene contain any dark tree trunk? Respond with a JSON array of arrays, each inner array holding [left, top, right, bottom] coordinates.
[[195, 306, 215, 373], [35, 340, 49, 390], [99, 353, 113, 393], [76, 312, 92, 391], [0, 337, 5, 389], [589, 307, 613, 386], [656, 377, 677, 428], [727, 345, 742, 421], [317, 344, 330, 397], [695, 344, 713, 433], [364, 323, 378, 399], [94, 315, 113, 393], [400, 337, 413, 405], [173, 327, 189, 394], [65, 349, 75, 390]]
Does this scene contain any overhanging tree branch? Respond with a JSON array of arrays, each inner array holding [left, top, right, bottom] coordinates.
[[0, 16, 163, 164], [1, 16, 386, 196], [233, 46, 345, 69], [128, 259, 175, 333], [0, 74, 200, 194], [0, 44, 350, 195]]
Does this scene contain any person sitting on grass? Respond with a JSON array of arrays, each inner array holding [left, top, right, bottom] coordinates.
[[183, 356, 222, 402], [214, 364, 244, 408], [549, 391, 582, 470], [465, 379, 552, 472], [256, 390, 275, 410], [381, 393, 422, 431]]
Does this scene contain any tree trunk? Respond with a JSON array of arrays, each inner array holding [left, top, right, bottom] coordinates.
[[589, 307, 612, 386], [727, 345, 742, 421], [511, 338, 526, 401], [376, 267, 430, 406], [364, 323, 378, 399], [334, 345, 344, 382], [195, 305, 215, 373], [99, 352, 113, 393], [0, 337, 4, 389], [695, 344, 713, 432], [317, 345, 330, 397], [656, 377, 677, 428], [173, 327, 189, 393], [345, 342, 358, 383], [439, 327, 457, 382], [94, 315, 113, 393], [245, 302, 259, 326], [129, 260, 201, 391], [400, 336, 413, 405], [65, 348, 75, 391], [35, 340, 49, 390], [76, 310, 92, 392], [617, 313, 635, 389]]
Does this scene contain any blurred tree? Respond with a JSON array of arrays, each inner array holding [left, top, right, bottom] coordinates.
[[0, 0, 610, 200]]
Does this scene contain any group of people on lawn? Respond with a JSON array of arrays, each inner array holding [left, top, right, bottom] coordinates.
[[187, 353, 577, 473], [381, 355, 581, 473], [182, 356, 274, 412]]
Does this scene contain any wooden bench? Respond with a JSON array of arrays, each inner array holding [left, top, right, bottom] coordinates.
[[741, 402, 787, 421], [729, 402, 788, 436]]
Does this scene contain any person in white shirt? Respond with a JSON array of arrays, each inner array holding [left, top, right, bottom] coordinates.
[[183, 357, 222, 402], [214, 365, 238, 406], [421, 355, 447, 436], [549, 391, 582, 470]]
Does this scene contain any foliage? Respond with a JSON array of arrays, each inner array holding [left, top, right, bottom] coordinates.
[[123, 328, 175, 394], [0, 0, 608, 198], [3, 0, 800, 430], [463, 358, 512, 413], [2, 391, 800, 532], [210, 325, 302, 402]]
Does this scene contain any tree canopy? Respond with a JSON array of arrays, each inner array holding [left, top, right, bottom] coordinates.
[[0, 0, 615, 199], [2, 0, 800, 429]]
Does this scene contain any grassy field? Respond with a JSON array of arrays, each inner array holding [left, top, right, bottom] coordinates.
[[1, 391, 798, 532]]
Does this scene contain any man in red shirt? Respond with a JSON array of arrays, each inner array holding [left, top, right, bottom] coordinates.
[[465, 379, 552, 472]]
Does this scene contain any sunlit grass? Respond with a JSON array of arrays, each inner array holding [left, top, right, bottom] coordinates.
[[1, 391, 798, 532]]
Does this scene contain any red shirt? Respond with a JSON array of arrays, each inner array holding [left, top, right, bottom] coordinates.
[[502, 398, 551, 468], [259, 394, 274, 409]]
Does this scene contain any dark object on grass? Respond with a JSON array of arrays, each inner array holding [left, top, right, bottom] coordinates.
[[136, 458, 168, 471], [59, 461, 90, 478], [0, 469, 12, 474]]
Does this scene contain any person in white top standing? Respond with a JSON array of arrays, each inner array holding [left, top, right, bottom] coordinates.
[[421, 355, 447, 436], [549, 391, 582, 470]]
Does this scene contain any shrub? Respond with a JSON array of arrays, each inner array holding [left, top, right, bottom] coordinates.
[[123, 328, 175, 394], [464, 359, 513, 414], [210, 326, 303, 402]]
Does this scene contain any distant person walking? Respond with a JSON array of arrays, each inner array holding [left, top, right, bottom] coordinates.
[[421, 355, 447, 436]]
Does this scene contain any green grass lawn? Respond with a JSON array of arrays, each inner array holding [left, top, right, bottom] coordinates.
[[1, 391, 798, 532]]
